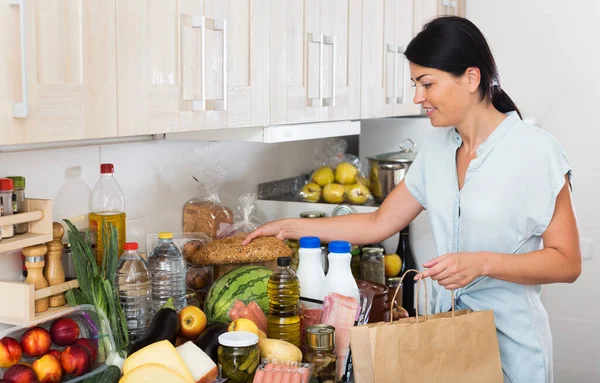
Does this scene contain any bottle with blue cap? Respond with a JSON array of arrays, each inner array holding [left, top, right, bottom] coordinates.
[[321, 241, 360, 304], [296, 237, 326, 306]]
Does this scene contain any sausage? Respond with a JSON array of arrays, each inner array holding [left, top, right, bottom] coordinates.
[[248, 301, 269, 332], [240, 306, 267, 333], [296, 367, 310, 383], [234, 300, 247, 309], [263, 369, 274, 383], [253, 369, 266, 383], [264, 363, 274, 371], [271, 370, 283, 383], [229, 307, 241, 321], [290, 372, 302, 383]]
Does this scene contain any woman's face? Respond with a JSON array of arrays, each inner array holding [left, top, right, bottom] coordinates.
[[409, 63, 476, 127]]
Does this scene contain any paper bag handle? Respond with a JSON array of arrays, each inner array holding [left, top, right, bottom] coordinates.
[[389, 269, 456, 323]]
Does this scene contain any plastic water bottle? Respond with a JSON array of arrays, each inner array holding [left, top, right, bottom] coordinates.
[[322, 241, 360, 304], [267, 257, 301, 347], [115, 242, 152, 341], [296, 236, 325, 305], [148, 232, 187, 312]]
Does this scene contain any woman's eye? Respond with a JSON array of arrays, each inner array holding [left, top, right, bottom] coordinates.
[[422, 83, 432, 89]]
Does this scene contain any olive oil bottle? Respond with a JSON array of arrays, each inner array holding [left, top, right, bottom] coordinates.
[[267, 257, 301, 347]]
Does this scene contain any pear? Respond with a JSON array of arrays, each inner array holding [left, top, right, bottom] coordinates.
[[358, 176, 370, 189], [301, 182, 322, 202], [335, 162, 359, 185], [312, 166, 335, 186], [322, 183, 346, 204], [346, 183, 372, 205]]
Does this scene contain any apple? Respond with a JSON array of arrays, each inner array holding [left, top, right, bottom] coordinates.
[[50, 317, 80, 346], [32, 354, 63, 383], [3, 363, 37, 383], [179, 306, 208, 340], [335, 162, 359, 185], [0, 337, 22, 368], [311, 166, 335, 187], [300, 183, 322, 203], [345, 183, 371, 205], [46, 350, 62, 363], [322, 183, 345, 204], [61, 344, 91, 376], [72, 338, 98, 363], [228, 318, 259, 336], [20, 327, 52, 358]]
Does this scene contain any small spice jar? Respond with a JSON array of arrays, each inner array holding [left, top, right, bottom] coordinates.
[[218, 331, 260, 383], [304, 324, 337, 382], [7, 176, 26, 234], [0, 178, 15, 239], [360, 247, 385, 285]]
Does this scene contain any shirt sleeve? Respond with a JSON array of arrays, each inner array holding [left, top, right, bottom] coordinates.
[[404, 141, 428, 209], [530, 137, 572, 236]]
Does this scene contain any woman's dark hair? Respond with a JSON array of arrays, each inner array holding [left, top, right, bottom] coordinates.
[[405, 16, 521, 118]]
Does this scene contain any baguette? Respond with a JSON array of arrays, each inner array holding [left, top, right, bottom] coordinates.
[[189, 235, 292, 265]]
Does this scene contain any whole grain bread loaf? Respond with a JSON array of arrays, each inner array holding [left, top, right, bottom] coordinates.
[[189, 234, 292, 265]]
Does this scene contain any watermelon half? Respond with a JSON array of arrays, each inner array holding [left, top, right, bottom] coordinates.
[[204, 265, 272, 322]]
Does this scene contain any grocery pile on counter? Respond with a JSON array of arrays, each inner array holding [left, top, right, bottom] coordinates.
[[0, 164, 413, 383]]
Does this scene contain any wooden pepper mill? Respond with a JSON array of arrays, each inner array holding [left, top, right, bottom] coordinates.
[[45, 223, 66, 307], [23, 244, 49, 313]]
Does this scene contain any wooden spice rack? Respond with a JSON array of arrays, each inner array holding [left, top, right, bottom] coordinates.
[[0, 199, 80, 326]]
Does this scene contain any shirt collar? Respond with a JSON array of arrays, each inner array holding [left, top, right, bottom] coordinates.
[[451, 111, 520, 157]]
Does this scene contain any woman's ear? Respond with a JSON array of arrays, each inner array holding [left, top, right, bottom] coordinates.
[[465, 67, 481, 94]]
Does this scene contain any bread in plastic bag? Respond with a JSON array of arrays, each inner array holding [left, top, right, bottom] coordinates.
[[183, 167, 234, 240], [218, 193, 263, 239], [299, 139, 373, 205]]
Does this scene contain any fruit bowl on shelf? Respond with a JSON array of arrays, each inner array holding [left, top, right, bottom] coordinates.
[[0, 305, 116, 383]]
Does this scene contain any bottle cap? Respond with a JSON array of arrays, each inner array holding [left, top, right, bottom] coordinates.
[[123, 242, 139, 251], [277, 257, 291, 267], [100, 163, 114, 174], [158, 232, 173, 239], [306, 324, 335, 350], [0, 178, 14, 192], [299, 236, 321, 249], [218, 331, 259, 347], [6, 176, 25, 189], [328, 241, 351, 254]]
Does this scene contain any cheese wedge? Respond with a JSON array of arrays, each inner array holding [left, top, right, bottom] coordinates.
[[176, 341, 218, 383], [119, 363, 191, 383], [123, 340, 194, 382]]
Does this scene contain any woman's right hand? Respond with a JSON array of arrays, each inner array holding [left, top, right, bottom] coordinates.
[[242, 220, 287, 245]]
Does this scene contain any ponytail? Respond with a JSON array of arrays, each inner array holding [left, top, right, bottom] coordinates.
[[491, 86, 522, 119]]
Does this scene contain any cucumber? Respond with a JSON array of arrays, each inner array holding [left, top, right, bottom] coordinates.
[[98, 365, 121, 383], [239, 347, 259, 371], [222, 364, 250, 383]]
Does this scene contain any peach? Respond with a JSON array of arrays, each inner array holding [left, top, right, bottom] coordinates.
[[20, 327, 51, 358], [32, 354, 63, 383], [46, 350, 62, 363], [3, 363, 37, 383], [0, 337, 22, 368], [60, 344, 91, 377], [49, 318, 80, 346], [72, 338, 98, 363]]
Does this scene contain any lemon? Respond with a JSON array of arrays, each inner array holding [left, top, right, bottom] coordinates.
[[384, 254, 402, 277]]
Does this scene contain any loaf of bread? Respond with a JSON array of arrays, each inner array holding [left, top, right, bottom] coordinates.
[[189, 235, 292, 265]]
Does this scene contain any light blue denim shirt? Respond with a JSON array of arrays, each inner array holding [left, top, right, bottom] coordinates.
[[404, 112, 571, 383]]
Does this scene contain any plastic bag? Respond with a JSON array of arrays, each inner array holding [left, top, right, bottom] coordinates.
[[183, 167, 234, 240], [218, 193, 263, 239], [299, 139, 373, 205]]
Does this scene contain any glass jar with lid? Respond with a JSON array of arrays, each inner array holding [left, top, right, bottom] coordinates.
[[218, 331, 260, 382], [0, 178, 15, 239], [360, 247, 385, 285], [304, 324, 337, 382], [7, 176, 27, 234]]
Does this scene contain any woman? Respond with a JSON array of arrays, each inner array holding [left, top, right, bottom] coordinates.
[[244, 16, 581, 382]]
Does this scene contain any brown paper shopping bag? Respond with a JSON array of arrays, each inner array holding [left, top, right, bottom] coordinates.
[[350, 270, 503, 383]]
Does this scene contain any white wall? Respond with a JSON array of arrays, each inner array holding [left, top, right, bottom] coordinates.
[[465, 2, 599, 381]]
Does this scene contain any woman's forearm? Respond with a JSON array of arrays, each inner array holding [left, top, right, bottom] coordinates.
[[482, 248, 581, 285]]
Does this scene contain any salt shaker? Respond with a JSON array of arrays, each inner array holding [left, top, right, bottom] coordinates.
[[23, 244, 49, 313], [45, 223, 66, 307]]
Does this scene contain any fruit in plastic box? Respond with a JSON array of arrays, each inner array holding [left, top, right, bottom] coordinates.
[[0, 337, 22, 368], [60, 344, 91, 376], [32, 354, 63, 383], [322, 183, 345, 204], [3, 363, 37, 383], [50, 317, 80, 346], [346, 183, 371, 205], [300, 183, 321, 203], [335, 162, 359, 185], [20, 327, 51, 358], [311, 166, 335, 187]]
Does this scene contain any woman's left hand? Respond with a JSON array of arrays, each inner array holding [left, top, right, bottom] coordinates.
[[414, 252, 487, 290]]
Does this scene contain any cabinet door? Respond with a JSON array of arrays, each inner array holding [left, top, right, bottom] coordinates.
[[116, 0, 269, 136], [412, 0, 438, 35], [0, 0, 117, 145], [392, 0, 420, 116]]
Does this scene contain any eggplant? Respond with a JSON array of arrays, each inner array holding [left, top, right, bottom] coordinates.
[[128, 299, 179, 355], [195, 322, 229, 364]]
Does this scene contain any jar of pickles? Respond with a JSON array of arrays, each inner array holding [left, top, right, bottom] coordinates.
[[218, 331, 260, 383], [360, 247, 385, 285], [304, 324, 337, 382]]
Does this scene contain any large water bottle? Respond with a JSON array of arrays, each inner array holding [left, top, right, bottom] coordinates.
[[148, 232, 187, 312], [267, 257, 301, 347], [115, 242, 152, 341]]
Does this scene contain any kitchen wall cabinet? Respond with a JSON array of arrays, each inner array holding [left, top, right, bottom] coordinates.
[[0, 0, 118, 145], [116, 0, 270, 136], [361, 0, 421, 119], [270, 0, 362, 125], [413, 0, 466, 35]]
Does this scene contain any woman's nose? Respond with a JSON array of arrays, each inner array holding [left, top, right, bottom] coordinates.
[[413, 89, 425, 105]]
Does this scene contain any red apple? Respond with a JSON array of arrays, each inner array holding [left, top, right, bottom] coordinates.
[[3, 363, 37, 383], [32, 354, 62, 383], [0, 337, 22, 368], [72, 338, 98, 363], [49, 318, 80, 346], [46, 350, 62, 363], [60, 344, 91, 377], [20, 327, 51, 358]]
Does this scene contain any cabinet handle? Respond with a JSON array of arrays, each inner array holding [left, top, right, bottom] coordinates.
[[191, 16, 206, 111], [322, 35, 336, 107], [386, 44, 398, 105], [308, 33, 323, 107], [8, 0, 28, 118], [396, 46, 406, 104]]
